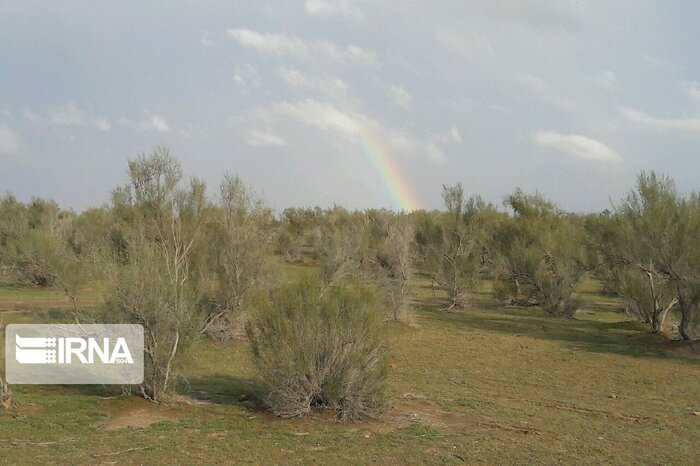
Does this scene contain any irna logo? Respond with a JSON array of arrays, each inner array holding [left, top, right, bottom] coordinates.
[[15, 334, 134, 365], [5, 324, 144, 384]]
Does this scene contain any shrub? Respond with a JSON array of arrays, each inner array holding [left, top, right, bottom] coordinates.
[[246, 279, 388, 420], [98, 149, 208, 401], [374, 217, 415, 322], [493, 189, 586, 317], [413, 186, 485, 310], [101, 237, 203, 401], [202, 174, 273, 339]]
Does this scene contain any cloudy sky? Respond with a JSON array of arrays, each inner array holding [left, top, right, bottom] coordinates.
[[1, 1, 699, 212]]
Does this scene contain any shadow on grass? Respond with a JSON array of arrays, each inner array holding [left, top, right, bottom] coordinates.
[[188, 374, 267, 410], [416, 302, 700, 365], [14, 383, 117, 398]]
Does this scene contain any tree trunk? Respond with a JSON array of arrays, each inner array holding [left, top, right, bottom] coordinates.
[[676, 284, 693, 341], [654, 298, 677, 334]]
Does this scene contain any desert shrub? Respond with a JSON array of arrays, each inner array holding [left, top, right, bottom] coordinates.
[[101, 236, 203, 401], [312, 219, 363, 293], [274, 228, 303, 262], [414, 185, 489, 309], [202, 174, 273, 339], [608, 173, 700, 339], [246, 279, 388, 420], [0, 196, 61, 286], [590, 209, 678, 333], [98, 148, 207, 401], [374, 216, 415, 322], [493, 189, 585, 317]]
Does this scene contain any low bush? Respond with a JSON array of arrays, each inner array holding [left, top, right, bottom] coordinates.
[[246, 279, 388, 420]]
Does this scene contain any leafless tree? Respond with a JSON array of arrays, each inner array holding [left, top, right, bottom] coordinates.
[[202, 174, 273, 339], [375, 217, 415, 322]]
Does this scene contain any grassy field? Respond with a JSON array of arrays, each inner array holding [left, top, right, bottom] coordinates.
[[0, 277, 698, 465]]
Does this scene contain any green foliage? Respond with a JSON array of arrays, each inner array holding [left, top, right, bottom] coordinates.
[[97, 147, 209, 400], [101, 236, 204, 401], [307, 207, 365, 290], [202, 174, 273, 339], [605, 172, 700, 339], [493, 189, 585, 317], [373, 215, 415, 322], [246, 279, 388, 420], [414, 184, 495, 309], [0, 195, 98, 311], [590, 202, 677, 333]]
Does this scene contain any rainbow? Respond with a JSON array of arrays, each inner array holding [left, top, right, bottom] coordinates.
[[353, 126, 422, 212], [327, 94, 422, 212]]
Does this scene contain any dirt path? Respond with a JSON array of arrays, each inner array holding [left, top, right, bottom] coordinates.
[[0, 299, 100, 312]]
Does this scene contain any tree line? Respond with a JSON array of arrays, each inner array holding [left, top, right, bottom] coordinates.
[[1, 147, 698, 417]]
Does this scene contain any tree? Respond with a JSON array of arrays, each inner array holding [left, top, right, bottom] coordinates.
[[99, 148, 207, 400], [611, 173, 700, 340], [374, 214, 415, 322], [102, 231, 203, 401], [308, 207, 364, 294], [202, 174, 273, 339], [415, 184, 483, 309], [126, 146, 182, 221], [591, 208, 677, 334], [493, 189, 585, 317], [274, 208, 311, 262]]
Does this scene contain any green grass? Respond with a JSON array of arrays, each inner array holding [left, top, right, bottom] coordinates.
[[0, 279, 698, 464]]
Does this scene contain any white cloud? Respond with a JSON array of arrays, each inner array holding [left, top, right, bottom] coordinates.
[[594, 70, 619, 89], [305, 0, 364, 19], [277, 67, 348, 95], [490, 2, 581, 31], [450, 126, 462, 144], [48, 102, 111, 131], [233, 64, 261, 96], [425, 142, 449, 164], [246, 130, 287, 147], [543, 95, 577, 110], [228, 29, 308, 56], [621, 108, 700, 132], [259, 99, 448, 164], [445, 97, 475, 113], [518, 74, 547, 92], [642, 54, 676, 71], [201, 31, 214, 47], [138, 113, 172, 133], [277, 67, 310, 88], [429, 126, 463, 147], [620, 84, 700, 131], [388, 84, 412, 109], [22, 109, 41, 122], [0, 125, 20, 155], [489, 104, 512, 115], [518, 74, 577, 110], [685, 81, 700, 106], [434, 29, 495, 59], [533, 131, 620, 163], [273, 99, 359, 136], [227, 28, 379, 67]]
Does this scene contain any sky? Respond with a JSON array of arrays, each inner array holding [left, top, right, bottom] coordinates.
[[1, 1, 700, 213]]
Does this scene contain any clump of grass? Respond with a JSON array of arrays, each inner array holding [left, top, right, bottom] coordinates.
[[246, 279, 388, 420]]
